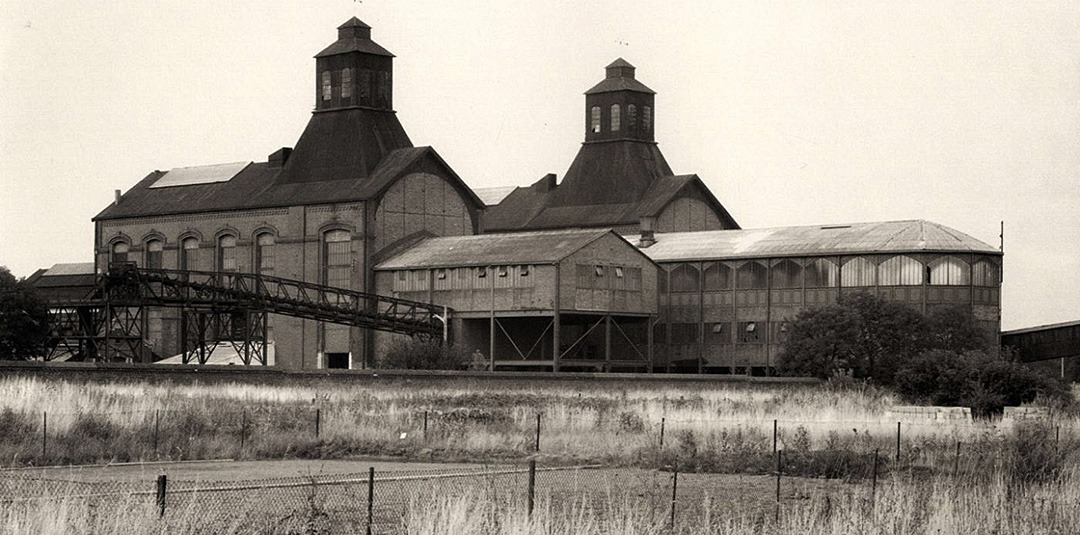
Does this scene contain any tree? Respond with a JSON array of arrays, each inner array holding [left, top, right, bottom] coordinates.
[[0, 266, 49, 359]]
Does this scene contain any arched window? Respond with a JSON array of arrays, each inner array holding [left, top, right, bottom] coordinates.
[[841, 257, 875, 287], [627, 104, 637, 130], [255, 233, 275, 275], [669, 264, 700, 293], [805, 258, 839, 288], [359, 69, 372, 99], [376, 71, 390, 107], [928, 256, 970, 285], [321, 71, 332, 101], [703, 262, 731, 291], [341, 68, 352, 99], [323, 230, 351, 289], [180, 237, 200, 271], [878, 255, 922, 286], [145, 239, 163, 269], [610, 104, 621, 131], [736, 261, 768, 290], [771, 260, 803, 289], [590, 106, 601, 133], [643, 106, 652, 131], [217, 235, 237, 272], [111, 242, 129, 264], [972, 259, 998, 287]]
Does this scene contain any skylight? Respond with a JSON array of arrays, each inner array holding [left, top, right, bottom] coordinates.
[[149, 161, 251, 188]]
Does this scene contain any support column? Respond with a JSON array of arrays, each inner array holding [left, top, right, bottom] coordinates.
[[553, 264, 561, 372], [604, 315, 612, 372]]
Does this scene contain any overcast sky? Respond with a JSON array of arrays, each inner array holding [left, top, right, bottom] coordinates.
[[2, 1, 1078, 330]]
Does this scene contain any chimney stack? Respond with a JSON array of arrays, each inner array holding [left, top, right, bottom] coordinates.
[[114, 189, 121, 205], [638, 216, 656, 247]]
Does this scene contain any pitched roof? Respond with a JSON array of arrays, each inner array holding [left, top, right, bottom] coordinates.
[[473, 186, 517, 207], [585, 77, 656, 95], [27, 263, 98, 303], [274, 107, 412, 184], [316, 18, 392, 57], [640, 220, 1001, 262], [376, 229, 617, 269]]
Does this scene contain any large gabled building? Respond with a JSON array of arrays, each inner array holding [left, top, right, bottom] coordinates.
[[86, 18, 1002, 374]]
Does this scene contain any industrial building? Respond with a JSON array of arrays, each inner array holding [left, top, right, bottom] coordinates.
[[69, 18, 1002, 373]]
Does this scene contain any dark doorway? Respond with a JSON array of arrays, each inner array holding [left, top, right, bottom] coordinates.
[[327, 352, 349, 369]]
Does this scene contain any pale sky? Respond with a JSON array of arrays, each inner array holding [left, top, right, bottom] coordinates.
[[1, 1, 1078, 331]]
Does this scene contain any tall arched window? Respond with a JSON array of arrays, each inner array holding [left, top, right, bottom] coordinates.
[[145, 239, 163, 269], [323, 230, 351, 289], [376, 71, 390, 107], [805, 258, 839, 288], [590, 106, 601, 133], [255, 233, 275, 275], [321, 71, 332, 101], [341, 68, 352, 99], [841, 257, 875, 287], [736, 261, 768, 290], [928, 256, 970, 285], [669, 264, 700, 293], [359, 69, 372, 99], [217, 235, 237, 272], [643, 106, 652, 131], [878, 255, 922, 286], [627, 104, 637, 130], [610, 104, 621, 131], [111, 242, 129, 264], [771, 260, 803, 289], [180, 237, 200, 271], [703, 262, 731, 291]]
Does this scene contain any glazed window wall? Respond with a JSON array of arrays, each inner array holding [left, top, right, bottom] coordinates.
[[804, 258, 839, 288], [770, 259, 802, 289], [669, 264, 700, 292], [928, 256, 970, 285], [703, 262, 731, 291], [736, 261, 768, 290], [841, 257, 875, 287], [972, 259, 999, 287], [877, 255, 922, 286]]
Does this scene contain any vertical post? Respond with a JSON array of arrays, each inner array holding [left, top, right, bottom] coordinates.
[[442, 306, 449, 344], [775, 450, 783, 522], [153, 410, 160, 456], [41, 411, 47, 461], [953, 441, 961, 478], [534, 413, 542, 452], [156, 474, 167, 518], [315, 408, 321, 439], [1055, 425, 1061, 452], [1061, 356, 1066, 379], [871, 449, 879, 504], [669, 463, 678, 528], [239, 410, 247, 453], [527, 459, 537, 517], [489, 267, 496, 372], [659, 417, 666, 449], [604, 315, 612, 372], [366, 466, 375, 535], [895, 422, 901, 464], [772, 419, 778, 453], [423, 411, 429, 441]]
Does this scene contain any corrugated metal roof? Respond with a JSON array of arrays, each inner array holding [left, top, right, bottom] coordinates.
[[640, 220, 1000, 262], [1001, 319, 1080, 336], [149, 162, 250, 188], [376, 229, 613, 269], [473, 186, 517, 206], [43, 263, 95, 276]]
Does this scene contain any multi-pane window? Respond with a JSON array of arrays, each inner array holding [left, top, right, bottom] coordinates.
[[111, 242, 129, 264], [341, 68, 352, 98], [217, 235, 237, 272], [841, 257, 875, 287], [323, 230, 351, 289], [928, 256, 970, 285], [703, 262, 731, 291], [255, 233, 275, 274], [321, 71, 332, 101], [180, 237, 200, 271], [643, 106, 652, 131], [590, 106, 601, 133], [359, 69, 372, 99], [805, 258, 839, 288], [972, 260, 998, 287], [627, 104, 637, 129], [736, 261, 768, 290], [610, 104, 621, 131], [376, 71, 390, 106], [878, 255, 922, 286], [145, 239, 163, 269], [771, 260, 803, 289]]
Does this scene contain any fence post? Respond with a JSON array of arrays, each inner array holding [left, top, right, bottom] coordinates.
[[423, 411, 429, 441], [772, 419, 778, 453], [156, 474, 168, 518], [42, 411, 47, 461], [871, 449, 879, 505], [774, 449, 783, 522], [366, 466, 375, 535], [153, 410, 160, 457], [669, 463, 678, 528], [527, 459, 537, 517], [659, 417, 665, 449], [315, 408, 321, 439], [535, 413, 541, 452], [953, 441, 961, 478], [895, 422, 901, 464], [239, 410, 247, 453]]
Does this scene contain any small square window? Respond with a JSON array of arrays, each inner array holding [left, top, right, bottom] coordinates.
[[595, 266, 604, 277], [745, 322, 756, 333], [478, 268, 487, 278], [520, 265, 529, 276], [614, 266, 624, 278], [436, 269, 447, 280], [498, 266, 508, 277], [711, 323, 725, 333]]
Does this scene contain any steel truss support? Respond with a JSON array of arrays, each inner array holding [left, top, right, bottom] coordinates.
[[180, 308, 268, 365]]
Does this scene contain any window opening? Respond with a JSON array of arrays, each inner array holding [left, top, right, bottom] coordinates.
[[643, 106, 651, 131], [627, 104, 637, 129], [321, 71, 332, 101], [590, 106, 601, 133], [180, 237, 199, 271], [145, 239, 163, 269], [614, 266, 624, 278], [520, 265, 530, 276], [610, 104, 621, 131], [111, 242, 129, 264], [255, 233, 275, 274], [217, 235, 237, 272], [341, 68, 352, 98], [323, 230, 351, 289], [595, 265, 604, 277], [436, 269, 447, 280]]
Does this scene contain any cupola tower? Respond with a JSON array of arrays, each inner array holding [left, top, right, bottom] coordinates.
[[584, 58, 656, 143], [314, 17, 395, 111]]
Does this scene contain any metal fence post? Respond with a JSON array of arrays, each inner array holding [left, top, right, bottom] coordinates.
[[659, 417, 665, 449], [871, 449, 879, 504], [535, 413, 541, 452], [153, 410, 160, 456], [366, 466, 375, 535], [240, 410, 247, 453], [527, 459, 536, 517], [42, 411, 47, 461], [315, 408, 321, 439], [423, 411, 429, 441], [156, 474, 167, 518], [774, 450, 782, 522], [895, 422, 901, 464], [669, 463, 678, 528], [772, 419, 778, 453]]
